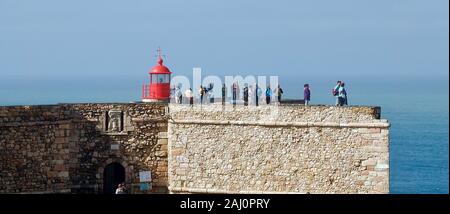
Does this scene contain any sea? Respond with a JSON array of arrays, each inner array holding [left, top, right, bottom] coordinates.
[[0, 76, 448, 194]]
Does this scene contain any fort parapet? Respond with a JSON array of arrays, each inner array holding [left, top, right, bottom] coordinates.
[[0, 103, 389, 193], [168, 104, 390, 194]]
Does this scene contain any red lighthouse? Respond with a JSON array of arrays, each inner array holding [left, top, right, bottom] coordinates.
[[142, 48, 172, 102]]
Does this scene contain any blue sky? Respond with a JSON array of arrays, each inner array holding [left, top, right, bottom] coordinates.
[[0, 0, 448, 103]]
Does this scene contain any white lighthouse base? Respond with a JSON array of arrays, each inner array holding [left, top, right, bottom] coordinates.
[[142, 98, 169, 103]]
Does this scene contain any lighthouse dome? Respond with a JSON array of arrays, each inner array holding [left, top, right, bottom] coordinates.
[[149, 57, 172, 74]]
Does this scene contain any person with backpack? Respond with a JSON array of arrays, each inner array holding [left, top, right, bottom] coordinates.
[[333, 81, 341, 106], [304, 84, 311, 106], [265, 85, 272, 105], [338, 82, 347, 106]]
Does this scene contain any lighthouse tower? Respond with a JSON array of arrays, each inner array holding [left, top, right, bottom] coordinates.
[[142, 48, 172, 102]]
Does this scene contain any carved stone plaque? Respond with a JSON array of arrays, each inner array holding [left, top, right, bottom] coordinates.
[[98, 108, 133, 135], [108, 110, 122, 132]]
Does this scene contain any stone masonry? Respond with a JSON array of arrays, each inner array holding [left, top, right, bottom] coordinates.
[[0, 103, 168, 193], [1, 102, 389, 194], [168, 104, 390, 194]]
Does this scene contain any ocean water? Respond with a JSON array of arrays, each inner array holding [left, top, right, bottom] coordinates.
[[387, 97, 449, 194], [0, 77, 448, 194]]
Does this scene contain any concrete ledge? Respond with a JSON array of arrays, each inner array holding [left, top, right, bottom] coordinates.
[[169, 119, 390, 128]]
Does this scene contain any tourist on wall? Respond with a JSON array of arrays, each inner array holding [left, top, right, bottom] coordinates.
[[333, 81, 341, 106], [199, 86, 205, 104], [274, 85, 283, 102], [207, 84, 214, 103], [203, 84, 213, 103], [175, 86, 182, 104], [243, 84, 249, 106], [185, 88, 194, 106], [255, 83, 260, 106], [304, 84, 311, 106], [248, 84, 254, 106], [257, 85, 263, 105], [338, 82, 348, 106], [265, 85, 272, 105], [232, 82, 238, 107], [222, 83, 227, 105]]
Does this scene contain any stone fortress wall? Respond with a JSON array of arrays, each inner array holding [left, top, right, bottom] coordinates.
[[168, 104, 390, 194], [0, 103, 168, 193], [0, 102, 389, 194]]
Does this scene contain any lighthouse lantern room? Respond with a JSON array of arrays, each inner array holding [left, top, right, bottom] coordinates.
[[142, 48, 172, 102]]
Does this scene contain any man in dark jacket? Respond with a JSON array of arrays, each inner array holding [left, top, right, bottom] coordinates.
[[243, 84, 249, 106], [304, 84, 311, 106]]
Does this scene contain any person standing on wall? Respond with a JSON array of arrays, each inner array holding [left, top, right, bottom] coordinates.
[[265, 85, 272, 105], [255, 83, 259, 106], [199, 86, 205, 105], [185, 88, 194, 106], [208, 83, 214, 103], [222, 83, 227, 105], [175, 86, 182, 104], [333, 81, 341, 106], [338, 82, 348, 106], [243, 84, 249, 106], [274, 84, 283, 102], [232, 82, 238, 107], [304, 84, 311, 106]]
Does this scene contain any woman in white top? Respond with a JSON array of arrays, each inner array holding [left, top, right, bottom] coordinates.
[[185, 88, 194, 106]]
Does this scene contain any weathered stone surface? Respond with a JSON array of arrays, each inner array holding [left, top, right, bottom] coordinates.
[[0, 103, 169, 194], [0, 103, 389, 194], [168, 104, 390, 194]]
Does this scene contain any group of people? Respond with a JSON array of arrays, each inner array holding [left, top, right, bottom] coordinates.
[[229, 83, 284, 106], [302, 81, 347, 106], [173, 83, 284, 106], [171, 80, 348, 106], [333, 80, 348, 106], [174, 83, 214, 105]]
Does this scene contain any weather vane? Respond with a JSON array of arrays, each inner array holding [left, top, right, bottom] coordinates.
[[156, 47, 166, 59]]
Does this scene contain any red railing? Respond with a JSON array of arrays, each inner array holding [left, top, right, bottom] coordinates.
[[142, 84, 150, 99]]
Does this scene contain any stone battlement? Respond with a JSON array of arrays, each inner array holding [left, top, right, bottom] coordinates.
[[169, 103, 385, 125]]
